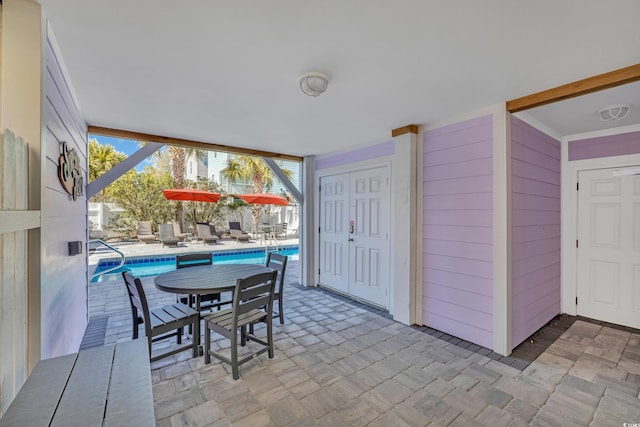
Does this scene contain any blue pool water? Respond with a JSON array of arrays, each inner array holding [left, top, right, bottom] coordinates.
[[91, 247, 298, 283]]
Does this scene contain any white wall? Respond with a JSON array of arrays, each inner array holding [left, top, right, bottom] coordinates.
[[40, 22, 88, 359]]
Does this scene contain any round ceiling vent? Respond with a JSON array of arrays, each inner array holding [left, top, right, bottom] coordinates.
[[598, 104, 630, 121]]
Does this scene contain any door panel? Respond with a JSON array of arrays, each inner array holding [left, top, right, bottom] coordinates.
[[577, 168, 640, 328], [319, 174, 349, 292], [348, 167, 389, 307]]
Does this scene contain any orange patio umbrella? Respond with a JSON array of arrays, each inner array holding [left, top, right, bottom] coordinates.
[[162, 188, 222, 226], [236, 193, 289, 206], [162, 188, 221, 203]]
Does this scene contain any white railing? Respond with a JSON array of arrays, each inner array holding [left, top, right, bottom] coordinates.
[[89, 239, 125, 280]]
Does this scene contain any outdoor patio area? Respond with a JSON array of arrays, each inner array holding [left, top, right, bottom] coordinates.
[[84, 252, 640, 426]]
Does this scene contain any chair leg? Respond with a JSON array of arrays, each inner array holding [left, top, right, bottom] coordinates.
[[204, 320, 211, 364], [192, 315, 199, 358], [278, 294, 285, 324], [147, 336, 153, 361], [187, 295, 194, 334], [240, 326, 247, 346], [131, 308, 139, 339], [267, 316, 274, 359], [177, 327, 183, 344], [231, 330, 239, 380]]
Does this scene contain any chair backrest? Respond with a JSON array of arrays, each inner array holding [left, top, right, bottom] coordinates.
[[196, 223, 212, 237], [209, 223, 217, 234], [138, 221, 152, 235], [231, 270, 277, 322], [158, 224, 175, 239], [176, 252, 212, 269], [122, 272, 151, 334], [229, 221, 242, 231], [172, 222, 183, 236], [266, 253, 288, 296]]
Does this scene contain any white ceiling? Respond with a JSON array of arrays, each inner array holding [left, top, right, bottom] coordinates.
[[523, 80, 640, 138], [37, 1, 640, 157]]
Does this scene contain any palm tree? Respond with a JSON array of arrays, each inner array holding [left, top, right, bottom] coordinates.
[[223, 155, 292, 229], [156, 146, 207, 228], [88, 139, 126, 202]]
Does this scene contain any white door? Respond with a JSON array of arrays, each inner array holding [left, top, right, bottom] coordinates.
[[319, 173, 349, 293], [348, 168, 390, 307], [319, 167, 390, 309], [577, 168, 640, 329]]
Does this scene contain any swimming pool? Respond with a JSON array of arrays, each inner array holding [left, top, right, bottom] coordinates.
[[91, 247, 298, 283]]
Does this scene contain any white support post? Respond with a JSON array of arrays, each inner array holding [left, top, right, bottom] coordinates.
[[391, 132, 417, 324], [300, 156, 315, 287], [493, 106, 512, 356]]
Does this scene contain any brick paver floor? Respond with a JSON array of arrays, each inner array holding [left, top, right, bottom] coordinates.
[[89, 260, 640, 426]]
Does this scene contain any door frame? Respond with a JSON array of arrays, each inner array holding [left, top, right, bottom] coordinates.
[[561, 124, 640, 316], [315, 159, 392, 309]]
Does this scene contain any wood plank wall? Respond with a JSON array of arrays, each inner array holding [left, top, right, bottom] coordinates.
[[422, 115, 494, 348], [0, 130, 30, 415], [510, 116, 561, 347], [41, 34, 88, 359]]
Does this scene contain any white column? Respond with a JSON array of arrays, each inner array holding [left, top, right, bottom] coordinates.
[[300, 155, 315, 287], [391, 129, 418, 325], [493, 106, 512, 355]]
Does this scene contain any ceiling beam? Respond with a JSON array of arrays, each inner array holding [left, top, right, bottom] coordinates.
[[506, 64, 640, 113], [391, 124, 419, 137], [88, 126, 303, 162]]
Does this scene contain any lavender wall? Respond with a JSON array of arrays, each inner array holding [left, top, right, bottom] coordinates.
[[315, 140, 394, 170], [422, 115, 494, 348], [511, 117, 561, 347], [569, 130, 640, 161], [41, 35, 88, 358]]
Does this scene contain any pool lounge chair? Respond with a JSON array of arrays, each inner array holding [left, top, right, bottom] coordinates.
[[137, 221, 156, 244], [158, 224, 180, 247], [208, 222, 223, 239], [228, 222, 250, 242], [196, 223, 219, 245], [172, 222, 189, 241]]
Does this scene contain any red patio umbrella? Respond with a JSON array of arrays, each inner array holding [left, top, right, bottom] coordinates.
[[236, 193, 289, 206], [162, 188, 221, 203], [162, 188, 222, 227]]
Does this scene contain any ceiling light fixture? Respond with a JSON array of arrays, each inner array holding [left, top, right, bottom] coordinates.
[[299, 72, 329, 97], [598, 104, 630, 121]]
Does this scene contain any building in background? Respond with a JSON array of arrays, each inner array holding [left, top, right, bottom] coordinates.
[[207, 151, 302, 196], [185, 151, 208, 182]]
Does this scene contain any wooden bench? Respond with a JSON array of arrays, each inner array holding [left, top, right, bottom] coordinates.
[[0, 340, 155, 427]]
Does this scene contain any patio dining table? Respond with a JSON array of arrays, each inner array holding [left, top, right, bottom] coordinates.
[[154, 263, 273, 312], [154, 263, 274, 346]]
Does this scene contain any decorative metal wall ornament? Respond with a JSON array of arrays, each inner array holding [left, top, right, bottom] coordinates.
[[57, 141, 84, 200]]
